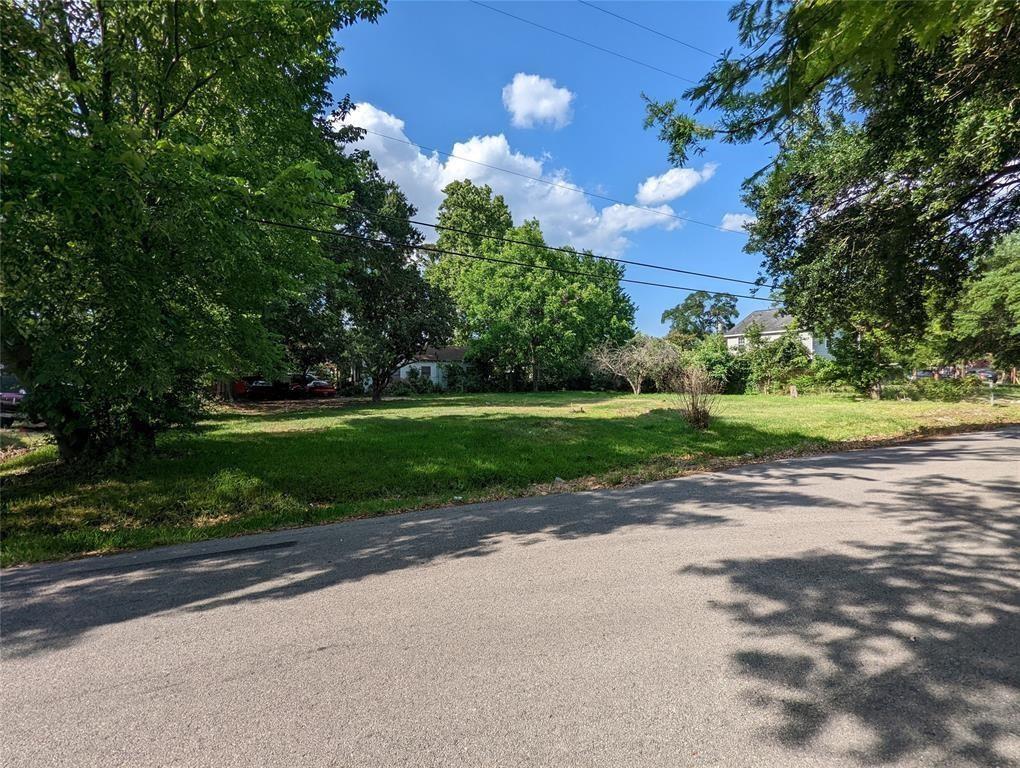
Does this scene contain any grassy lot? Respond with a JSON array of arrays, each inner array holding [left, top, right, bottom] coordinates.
[[2, 391, 1017, 566]]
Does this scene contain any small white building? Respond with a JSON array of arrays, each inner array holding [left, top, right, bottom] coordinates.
[[392, 346, 467, 387], [724, 309, 830, 359]]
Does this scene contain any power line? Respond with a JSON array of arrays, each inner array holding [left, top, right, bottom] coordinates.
[[249, 217, 773, 302], [470, 1, 698, 84], [319, 201, 773, 289], [354, 127, 735, 233], [576, 1, 717, 58]]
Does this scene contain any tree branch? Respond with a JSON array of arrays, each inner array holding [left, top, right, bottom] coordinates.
[[52, 1, 90, 120]]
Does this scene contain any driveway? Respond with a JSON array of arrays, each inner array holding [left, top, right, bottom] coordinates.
[[2, 429, 1018, 767]]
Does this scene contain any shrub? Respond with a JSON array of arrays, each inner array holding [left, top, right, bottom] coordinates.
[[745, 326, 812, 393], [664, 365, 721, 430], [443, 364, 467, 393], [688, 334, 735, 388], [387, 380, 415, 397], [590, 334, 680, 394], [336, 380, 365, 397], [405, 368, 435, 394], [880, 377, 983, 402], [787, 360, 852, 394]]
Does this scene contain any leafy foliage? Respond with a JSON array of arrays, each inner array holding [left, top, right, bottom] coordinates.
[[644, 1, 1019, 348], [880, 377, 984, 403], [660, 291, 738, 349], [1, 0, 383, 461], [426, 182, 635, 390], [346, 246, 454, 401], [743, 324, 812, 394], [952, 233, 1020, 369], [685, 333, 738, 389], [827, 327, 900, 396]]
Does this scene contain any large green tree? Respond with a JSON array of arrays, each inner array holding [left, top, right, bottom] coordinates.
[[324, 158, 455, 401], [644, 1, 1019, 343], [660, 291, 738, 348], [270, 154, 426, 381], [426, 182, 635, 390], [347, 258, 454, 402], [427, 179, 514, 335], [952, 233, 1020, 370], [1, 0, 383, 461]]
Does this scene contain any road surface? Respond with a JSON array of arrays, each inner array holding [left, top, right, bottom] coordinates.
[[3, 429, 1019, 767]]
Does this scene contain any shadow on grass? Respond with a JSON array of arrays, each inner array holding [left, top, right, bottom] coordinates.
[[205, 391, 633, 424], [1, 408, 829, 539]]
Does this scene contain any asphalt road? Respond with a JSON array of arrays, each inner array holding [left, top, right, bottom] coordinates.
[[3, 429, 1019, 768]]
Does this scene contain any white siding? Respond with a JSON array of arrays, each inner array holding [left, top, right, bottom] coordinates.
[[724, 331, 831, 360]]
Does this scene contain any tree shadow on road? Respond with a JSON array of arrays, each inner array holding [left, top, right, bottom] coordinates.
[[684, 466, 1020, 767]]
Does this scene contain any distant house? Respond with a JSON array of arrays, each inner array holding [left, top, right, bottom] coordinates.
[[724, 308, 831, 359], [393, 346, 467, 388]]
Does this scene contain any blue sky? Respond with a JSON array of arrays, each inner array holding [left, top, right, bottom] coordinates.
[[332, 1, 772, 334]]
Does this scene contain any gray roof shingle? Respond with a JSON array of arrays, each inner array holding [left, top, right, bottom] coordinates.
[[725, 308, 795, 336]]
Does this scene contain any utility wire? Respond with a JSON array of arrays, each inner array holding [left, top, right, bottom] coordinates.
[[354, 127, 734, 233], [318, 200, 773, 290], [576, 1, 717, 58], [470, 1, 697, 84], [249, 217, 773, 302]]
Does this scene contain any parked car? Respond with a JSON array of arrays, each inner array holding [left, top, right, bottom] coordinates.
[[233, 376, 277, 399], [288, 373, 316, 397], [0, 371, 27, 427], [966, 368, 998, 382], [910, 369, 935, 380], [305, 379, 337, 398]]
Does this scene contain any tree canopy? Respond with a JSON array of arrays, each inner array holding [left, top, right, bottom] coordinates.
[[952, 233, 1020, 370], [2, 0, 383, 460], [660, 291, 738, 348], [426, 181, 635, 390], [644, 1, 1019, 347]]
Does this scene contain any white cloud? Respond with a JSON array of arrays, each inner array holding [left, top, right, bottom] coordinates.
[[343, 102, 682, 256], [501, 73, 575, 130], [635, 163, 718, 205], [720, 212, 756, 233]]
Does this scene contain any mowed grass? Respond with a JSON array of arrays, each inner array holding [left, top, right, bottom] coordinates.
[[2, 391, 1017, 566]]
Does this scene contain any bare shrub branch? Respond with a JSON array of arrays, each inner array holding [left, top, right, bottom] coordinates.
[[663, 364, 721, 430], [590, 334, 680, 394]]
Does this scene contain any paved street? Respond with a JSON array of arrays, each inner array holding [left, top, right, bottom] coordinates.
[[2, 429, 1018, 767]]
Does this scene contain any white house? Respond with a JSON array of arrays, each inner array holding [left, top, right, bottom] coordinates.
[[392, 346, 467, 387], [724, 309, 830, 359]]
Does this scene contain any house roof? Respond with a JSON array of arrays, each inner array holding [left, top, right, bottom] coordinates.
[[725, 308, 795, 336], [413, 346, 467, 363]]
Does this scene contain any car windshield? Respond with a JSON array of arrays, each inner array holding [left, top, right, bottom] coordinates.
[[0, 373, 22, 391]]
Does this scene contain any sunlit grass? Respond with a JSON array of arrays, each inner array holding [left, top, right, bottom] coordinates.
[[2, 392, 1016, 566]]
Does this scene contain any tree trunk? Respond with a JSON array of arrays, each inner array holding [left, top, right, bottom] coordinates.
[[371, 381, 383, 402], [530, 343, 540, 392], [55, 426, 92, 463]]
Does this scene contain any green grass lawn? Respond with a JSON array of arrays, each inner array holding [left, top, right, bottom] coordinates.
[[2, 391, 1017, 566]]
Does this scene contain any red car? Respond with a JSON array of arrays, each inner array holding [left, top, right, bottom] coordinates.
[[288, 375, 336, 398]]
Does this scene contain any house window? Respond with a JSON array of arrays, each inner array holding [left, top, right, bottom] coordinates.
[[419, 365, 432, 380]]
